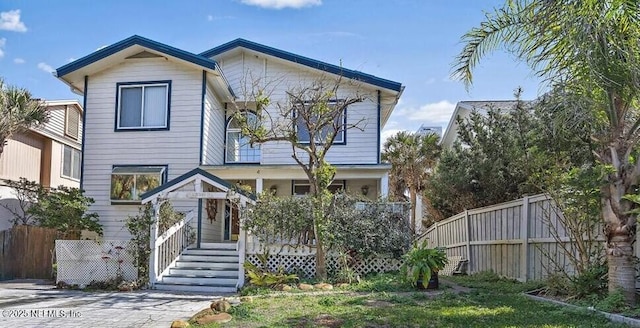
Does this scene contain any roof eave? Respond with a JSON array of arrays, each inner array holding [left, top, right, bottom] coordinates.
[[201, 39, 403, 92]]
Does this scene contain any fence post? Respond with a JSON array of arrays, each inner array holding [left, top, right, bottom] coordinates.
[[434, 221, 440, 247], [520, 196, 530, 282], [465, 210, 471, 262]]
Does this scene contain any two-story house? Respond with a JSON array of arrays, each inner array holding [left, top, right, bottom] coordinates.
[[0, 100, 83, 231], [54, 35, 403, 292]]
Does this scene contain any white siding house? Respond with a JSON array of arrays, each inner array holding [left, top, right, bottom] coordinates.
[[54, 36, 403, 291]]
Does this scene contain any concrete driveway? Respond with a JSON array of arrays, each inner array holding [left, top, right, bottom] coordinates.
[[0, 280, 229, 327]]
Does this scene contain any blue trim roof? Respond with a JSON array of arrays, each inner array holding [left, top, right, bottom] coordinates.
[[200, 39, 403, 92], [140, 168, 256, 201], [56, 35, 220, 78]]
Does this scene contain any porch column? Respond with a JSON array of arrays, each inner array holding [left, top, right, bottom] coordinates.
[[149, 199, 161, 286], [255, 178, 263, 194], [195, 178, 203, 248], [238, 198, 247, 288], [380, 172, 389, 198]]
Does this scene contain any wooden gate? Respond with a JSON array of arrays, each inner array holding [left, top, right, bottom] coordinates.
[[0, 225, 60, 280]]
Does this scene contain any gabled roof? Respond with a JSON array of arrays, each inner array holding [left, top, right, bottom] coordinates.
[[140, 168, 256, 204], [56, 35, 219, 77], [200, 38, 403, 92]]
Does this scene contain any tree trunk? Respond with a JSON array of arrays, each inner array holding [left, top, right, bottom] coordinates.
[[315, 236, 327, 280], [602, 192, 637, 304]]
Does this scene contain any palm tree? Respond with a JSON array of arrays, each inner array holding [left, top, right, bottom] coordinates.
[[383, 131, 440, 234], [0, 79, 48, 158], [452, 0, 640, 304]]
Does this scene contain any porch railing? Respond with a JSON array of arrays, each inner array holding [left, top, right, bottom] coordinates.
[[149, 210, 196, 285]]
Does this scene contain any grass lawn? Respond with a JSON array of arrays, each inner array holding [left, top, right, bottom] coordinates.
[[188, 274, 628, 327]]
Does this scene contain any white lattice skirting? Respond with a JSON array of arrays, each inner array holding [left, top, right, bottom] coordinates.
[[56, 240, 137, 286], [245, 250, 403, 279]]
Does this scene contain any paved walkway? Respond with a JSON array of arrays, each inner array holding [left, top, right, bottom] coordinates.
[[0, 280, 228, 328]]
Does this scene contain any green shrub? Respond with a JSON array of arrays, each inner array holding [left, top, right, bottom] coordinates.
[[596, 289, 629, 313]]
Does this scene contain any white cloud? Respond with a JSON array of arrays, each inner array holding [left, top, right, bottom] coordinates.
[[393, 100, 456, 125], [37, 62, 54, 74], [0, 38, 5, 58], [0, 10, 27, 32], [241, 0, 321, 9], [14, 58, 25, 64], [68, 58, 75, 62]]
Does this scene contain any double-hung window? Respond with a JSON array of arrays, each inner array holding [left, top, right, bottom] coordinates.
[[110, 166, 167, 203], [61, 145, 81, 180], [116, 81, 170, 130], [295, 101, 346, 144]]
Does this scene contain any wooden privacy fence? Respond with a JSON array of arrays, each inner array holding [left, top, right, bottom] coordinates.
[[0, 225, 59, 280], [418, 194, 613, 282]]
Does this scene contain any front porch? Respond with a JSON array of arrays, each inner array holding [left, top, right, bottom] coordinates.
[[140, 168, 255, 292], [137, 165, 396, 293]]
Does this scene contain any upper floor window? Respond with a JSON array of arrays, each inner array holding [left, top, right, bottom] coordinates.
[[62, 145, 81, 180], [295, 102, 346, 144], [116, 81, 170, 131], [110, 165, 167, 203], [64, 106, 80, 140], [226, 112, 261, 163]]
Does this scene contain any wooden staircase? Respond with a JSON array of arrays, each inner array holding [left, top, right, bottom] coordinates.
[[154, 242, 239, 293]]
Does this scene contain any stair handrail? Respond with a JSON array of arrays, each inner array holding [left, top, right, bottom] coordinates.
[[150, 210, 196, 286]]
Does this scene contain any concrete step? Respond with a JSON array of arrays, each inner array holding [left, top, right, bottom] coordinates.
[[174, 261, 239, 270], [182, 249, 238, 256], [168, 268, 238, 277], [199, 242, 237, 250], [178, 254, 239, 262], [161, 275, 238, 286], [154, 283, 237, 294]]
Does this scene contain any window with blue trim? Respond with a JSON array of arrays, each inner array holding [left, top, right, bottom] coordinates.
[[295, 102, 346, 144], [117, 82, 169, 130], [226, 112, 261, 163], [110, 166, 166, 203]]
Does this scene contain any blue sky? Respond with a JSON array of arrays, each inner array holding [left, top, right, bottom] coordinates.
[[0, 0, 541, 142]]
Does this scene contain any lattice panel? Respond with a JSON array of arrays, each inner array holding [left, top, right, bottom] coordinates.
[[246, 253, 402, 279], [56, 240, 137, 286]]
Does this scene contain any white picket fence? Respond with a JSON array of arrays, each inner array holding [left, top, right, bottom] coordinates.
[[55, 240, 137, 286]]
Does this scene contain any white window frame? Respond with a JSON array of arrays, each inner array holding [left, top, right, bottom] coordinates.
[[225, 112, 261, 163], [116, 82, 170, 130], [110, 166, 167, 203], [61, 145, 81, 181]]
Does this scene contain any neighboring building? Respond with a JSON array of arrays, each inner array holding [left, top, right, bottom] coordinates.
[[416, 125, 442, 138], [440, 101, 519, 148], [0, 100, 83, 231], [54, 36, 403, 292]]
